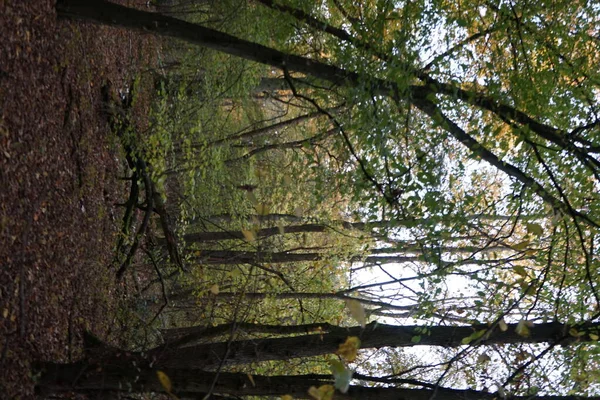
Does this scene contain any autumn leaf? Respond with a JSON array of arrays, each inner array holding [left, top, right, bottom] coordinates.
[[498, 319, 508, 332], [242, 229, 256, 242], [336, 336, 361, 362], [516, 320, 533, 337], [308, 385, 335, 400], [209, 284, 219, 295], [157, 370, 175, 397]]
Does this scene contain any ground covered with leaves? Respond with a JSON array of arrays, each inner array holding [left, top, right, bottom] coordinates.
[[0, 1, 159, 397]]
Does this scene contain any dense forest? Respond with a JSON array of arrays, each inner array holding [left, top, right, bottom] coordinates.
[[2, 0, 600, 399]]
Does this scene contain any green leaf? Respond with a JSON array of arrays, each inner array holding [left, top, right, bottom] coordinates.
[[526, 223, 544, 236], [513, 241, 530, 251], [461, 329, 487, 345], [513, 265, 528, 277], [330, 361, 353, 394]]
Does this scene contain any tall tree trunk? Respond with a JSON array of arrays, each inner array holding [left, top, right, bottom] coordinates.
[[143, 320, 595, 369], [207, 109, 331, 147], [38, 363, 600, 400], [181, 221, 390, 242], [225, 126, 339, 164], [37, 320, 598, 381], [191, 213, 543, 232], [194, 249, 420, 265]]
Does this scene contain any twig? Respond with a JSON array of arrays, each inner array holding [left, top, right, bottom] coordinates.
[[144, 248, 169, 326]]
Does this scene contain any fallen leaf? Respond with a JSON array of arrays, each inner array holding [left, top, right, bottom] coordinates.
[[157, 370, 172, 393], [308, 385, 335, 400], [209, 284, 219, 295], [242, 229, 256, 242], [336, 336, 361, 362]]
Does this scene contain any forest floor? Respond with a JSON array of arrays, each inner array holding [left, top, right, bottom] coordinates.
[[0, 0, 160, 397]]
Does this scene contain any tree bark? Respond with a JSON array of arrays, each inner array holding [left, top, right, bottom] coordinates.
[[143, 320, 595, 369], [181, 220, 389, 242], [194, 249, 420, 265], [207, 109, 329, 147], [191, 213, 543, 233], [37, 363, 600, 400]]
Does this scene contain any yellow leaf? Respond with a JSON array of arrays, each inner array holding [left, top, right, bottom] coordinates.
[[515, 320, 530, 337], [293, 206, 303, 217], [242, 229, 256, 242], [209, 284, 219, 295], [498, 319, 508, 332], [589, 333, 599, 340], [336, 336, 361, 362], [255, 203, 270, 216], [247, 373, 255, 387], [345, 299, 366, 327], [308, 385, 335, 400], [281, 396, 293, 400], [157, 370, 172, 393]]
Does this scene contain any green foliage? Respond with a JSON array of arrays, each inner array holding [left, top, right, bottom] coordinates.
[[121, 0, 600, 397]]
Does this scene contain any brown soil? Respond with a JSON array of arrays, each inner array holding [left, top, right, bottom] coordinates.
[[0, 0, 159, 398]]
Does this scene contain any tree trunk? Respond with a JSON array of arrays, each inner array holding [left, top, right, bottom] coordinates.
[[206, 109, 328, 147], [190, 213, 542, 234], [144, 320, 594, 369], [225, 126, 339, 164], [37, 363, 600, 400], [194, 249, 420, 265], [37, 320, 597, 379], [182, 221, 382, 242]]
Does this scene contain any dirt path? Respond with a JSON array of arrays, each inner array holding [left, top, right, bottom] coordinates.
[[0, 1, 158, 397]]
